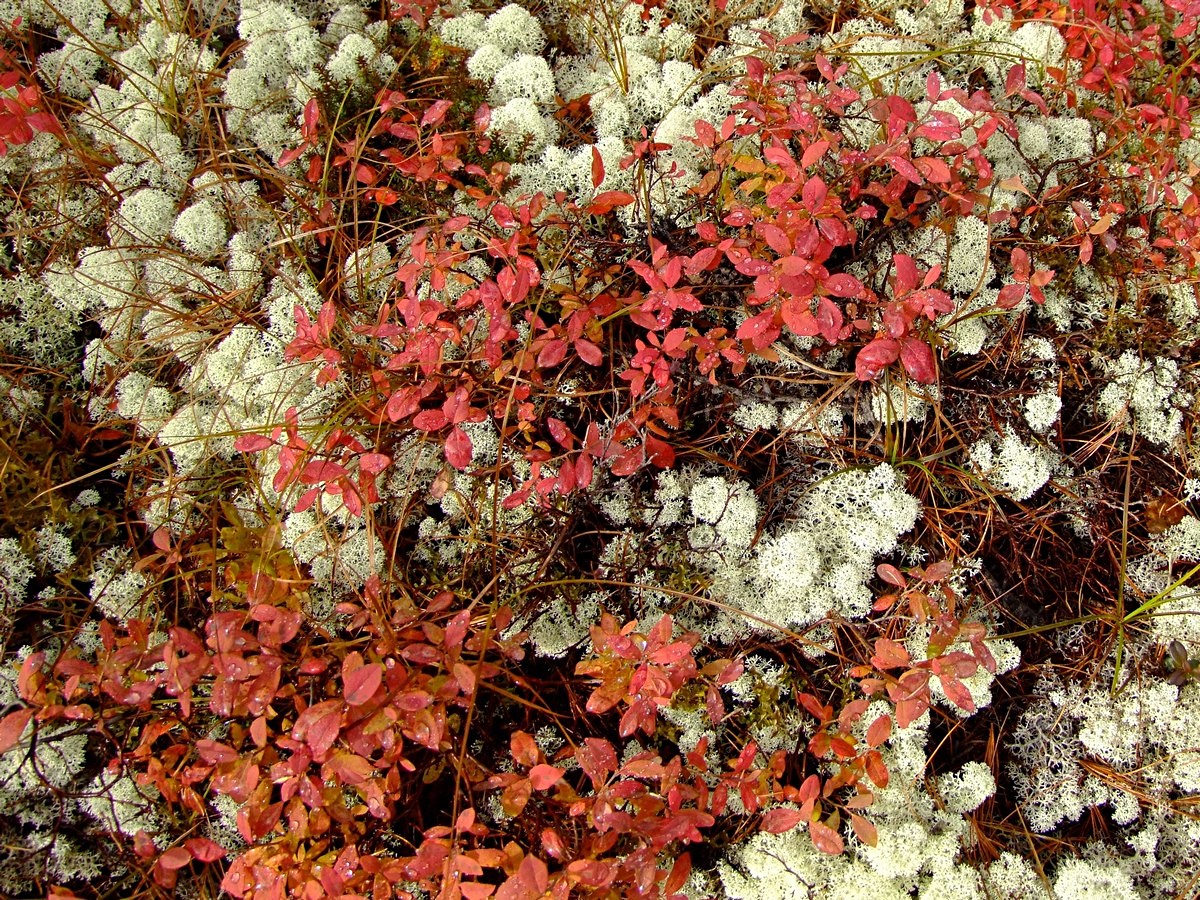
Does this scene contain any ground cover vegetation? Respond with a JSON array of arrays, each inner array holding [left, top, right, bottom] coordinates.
[[0, 0, 1199, 895]]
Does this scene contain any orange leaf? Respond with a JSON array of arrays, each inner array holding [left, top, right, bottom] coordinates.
[[865, 750, 889, 788], [850, 812, 878, 846], [809, 818, 845, 855], [324, 750, 374, 785], [501, 778, 532, 817], [510, 731, 539, 768], [587, 191, 636, 215], [871, 637, 911, 670], [760, 807, 804, 833], [866, 714, 892, 748], [591, 145, 605, 189], [914, 156, 952, 184]]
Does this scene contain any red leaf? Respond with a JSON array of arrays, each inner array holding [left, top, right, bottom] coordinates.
[[893, 254, 920, 296], [644, 435, 675, 468], [541, 827, 567, 860], [687, 246, 720, 273], [895, 694, 929, 729], [706, 683, 725, 724], [939, 674, 977, 713], [801, 140, 830, 168], [158, 847, 192, 871], [855, 337, 900, 381], [17, 652, 43, 710], [838, 699, 868, 730], [185, 837, 227, 863], [886, 155, 923, 185], [306, 708, 342, 757], [809, 731, 832, 757], [372, 187, 399, 205], [781, 298, 818, 337], [344, 662, 383, 706], [237, 800, 284, 844], [716, 657, 745, 686], [278, 145, 304, 168], [926, 69, 941, 102], [519, 854, 549, 894], [816, 53, 835, 81], [610, 444, 644, 477], [492, 203, 517, 229], [536, 338, 567, 369], [899, 336, 937, 383], [134, 830, 157, 858], [528, 764, 563, 790], [574, 339, 602, 366], [444, 610, 470, 651], [301, 459, 347, 483], [413, 408, 447, 431], [421, 99, 452, 127], [737, 309, 779, 347], [387, 387, 419, 422], [815, 296, 843, 344], [692, 119, 717, 149], [824, 273, 862, 298], [996, 283, 1027, 309], [0, 707, 32, 753], [1010, 247, 1031, 282], [665, 853, 691, 895], [576, 738, 616, 785], [591, 145, 605, 189], [234, 434, 273, 452], [473, 102, 491, 131], [303, 98, 319, 136], [502, 485, 531, 509], [324, 751, 375, 787], [444, 425, 473, 470], [924, 560, 953, 582], [358, 452, 390, 475], [758, 222, 791, 256], [760, 807, 804, 834], [1005, 62, 1026, 96], [575, 452, 594, 489], [845, 792, 875, 810], [801, 175, 828, 213], [877, 563, 906, 588], [195, 739, 239, 764], [798, 692, 831, 722]]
